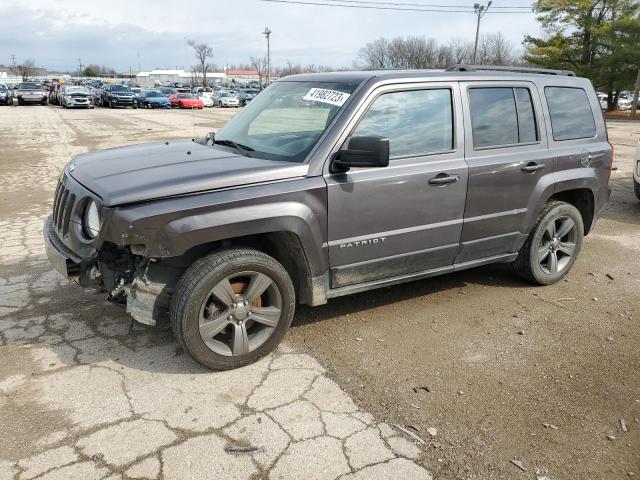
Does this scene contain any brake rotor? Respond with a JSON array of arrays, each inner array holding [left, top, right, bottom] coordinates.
[[231, 280, 263, 308]]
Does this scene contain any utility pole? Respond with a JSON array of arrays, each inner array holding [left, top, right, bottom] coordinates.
[[473, 2, 492, 64], [10, 54, 16, 70], [137, 52, 141, 73], [630, 65, 640, 119], [263, 27, 272, 88], [78, 58, 84, 80]]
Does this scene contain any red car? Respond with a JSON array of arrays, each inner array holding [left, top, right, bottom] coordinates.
[[169, 93, 204, 109]]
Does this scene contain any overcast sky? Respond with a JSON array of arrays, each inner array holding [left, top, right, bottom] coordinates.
[[0, 0, 542, 72]]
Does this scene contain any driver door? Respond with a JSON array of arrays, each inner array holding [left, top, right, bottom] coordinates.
[[325, 83, 468, 289]]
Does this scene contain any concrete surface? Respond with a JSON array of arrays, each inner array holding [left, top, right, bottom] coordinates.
[[0, 105, 433, 480]]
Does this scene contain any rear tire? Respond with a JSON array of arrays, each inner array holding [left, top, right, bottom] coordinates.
[[170, 249, 295, 371], [513, 201, 584, 285]]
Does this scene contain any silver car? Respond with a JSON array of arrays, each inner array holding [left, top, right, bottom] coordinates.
[[214, 91, 239, 108], [61, 86, 94, 109], [16, 82, 47, 106]]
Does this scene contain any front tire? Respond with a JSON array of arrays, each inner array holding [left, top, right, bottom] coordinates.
[[634, 179, 640, 201], [170, 249, 295, 371], [513, 201, 584, 285]]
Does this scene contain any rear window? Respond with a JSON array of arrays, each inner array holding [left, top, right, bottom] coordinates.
[[545, 87, 596, 141], [469, 87, 539, 148]]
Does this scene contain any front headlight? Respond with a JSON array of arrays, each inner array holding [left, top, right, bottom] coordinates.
[[83, 200, 100, 239]]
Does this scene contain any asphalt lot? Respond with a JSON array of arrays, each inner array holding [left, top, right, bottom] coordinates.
[[0, 104, 639, 480]]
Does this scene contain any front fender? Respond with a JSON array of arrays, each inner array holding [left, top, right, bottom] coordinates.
[[160, 201, 326, 275], [104, 178, 329, 277]]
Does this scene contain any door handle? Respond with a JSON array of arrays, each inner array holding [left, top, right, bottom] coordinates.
[[428, 174, 460, 186], [521, 162, 546, 173]]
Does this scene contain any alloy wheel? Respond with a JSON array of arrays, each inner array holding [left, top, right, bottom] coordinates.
[[537, 215, 577, 275], [198, 271, 282, 356]]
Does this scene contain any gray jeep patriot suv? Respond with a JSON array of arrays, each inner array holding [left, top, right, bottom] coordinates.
[[44, 66, 613, 370]]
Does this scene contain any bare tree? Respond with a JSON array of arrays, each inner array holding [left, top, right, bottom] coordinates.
[[12, 59, 36, 81], [187, 39, 214, 87], [250, 56, 268, 89], [356, 35, 522, 70]]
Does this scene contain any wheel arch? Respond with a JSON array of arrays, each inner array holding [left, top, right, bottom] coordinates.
[[549, 187, 595, 235], [176, 230, 316, 306]]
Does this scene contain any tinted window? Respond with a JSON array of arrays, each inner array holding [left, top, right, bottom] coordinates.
[[469, 87, 540, 148], [545, 87, 596, 141], [352, 89, 453, 158]]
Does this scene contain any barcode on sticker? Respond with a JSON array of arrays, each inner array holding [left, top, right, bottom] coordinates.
[[303, 88, 350, 107]]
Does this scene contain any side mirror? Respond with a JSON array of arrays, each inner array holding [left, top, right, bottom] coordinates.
[[332, 136, 390, 173]]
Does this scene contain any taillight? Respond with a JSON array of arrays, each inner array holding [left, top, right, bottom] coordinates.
[[608, 141, 615, 182]]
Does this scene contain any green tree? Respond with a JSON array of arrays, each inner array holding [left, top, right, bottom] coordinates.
[[524, 0, 640, 110], [83, 64, 100, 77]]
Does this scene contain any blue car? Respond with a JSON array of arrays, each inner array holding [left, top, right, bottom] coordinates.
[[139, 90, 171, 109]]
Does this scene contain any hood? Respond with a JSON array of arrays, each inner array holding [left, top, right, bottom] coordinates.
[[68, 140, 308, 207], [148, 97, 169, 103]]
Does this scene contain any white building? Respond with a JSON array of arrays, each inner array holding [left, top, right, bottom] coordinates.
[[136, 69, 226, 86]]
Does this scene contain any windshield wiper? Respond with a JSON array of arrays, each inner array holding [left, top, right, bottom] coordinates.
[[213, 139, 255, 156]]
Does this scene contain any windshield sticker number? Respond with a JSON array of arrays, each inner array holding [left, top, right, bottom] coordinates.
[[303, 88, 350, 107]]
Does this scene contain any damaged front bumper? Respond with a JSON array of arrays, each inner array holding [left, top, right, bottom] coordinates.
[[43, 215, 173, 326]]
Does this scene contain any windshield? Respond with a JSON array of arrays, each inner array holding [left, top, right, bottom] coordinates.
[[214, 81, 357, 163], [110, 85, 130, 92], [146, 90, 162, 97], [177, 94, 192, 99], [19, 83, 41, 90]]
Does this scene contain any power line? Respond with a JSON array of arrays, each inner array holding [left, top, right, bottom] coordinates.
[[258, 0, 531, 13], [320, 0, 531, 9]]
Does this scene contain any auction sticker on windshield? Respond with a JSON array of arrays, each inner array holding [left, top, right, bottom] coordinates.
[[303, 88, 350, 107]]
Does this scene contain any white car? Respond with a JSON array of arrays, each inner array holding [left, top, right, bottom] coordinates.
[[597, 93, 608, 110], [213, 91, 239, 108], [197, 94, 214, 107], [618, 96, 633, 111], [634, 139, 640, 200], [60, 86, 94, 108]]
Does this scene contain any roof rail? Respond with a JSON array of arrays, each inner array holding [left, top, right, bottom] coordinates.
[[447, 64, 576, 77]]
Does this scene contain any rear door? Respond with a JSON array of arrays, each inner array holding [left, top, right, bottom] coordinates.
[[542, 84, 611, 213], [458, 81, 552, 262], [325, 82, 468, 289]]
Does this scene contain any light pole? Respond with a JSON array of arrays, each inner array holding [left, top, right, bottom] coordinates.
[[263, 27, 272, 88], [473, 1, 492, 64]]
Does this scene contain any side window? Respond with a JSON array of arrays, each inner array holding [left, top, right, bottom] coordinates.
[[545, 87, 596, 141], [351, 89, 453, 158], [468, 87, 539, 148]]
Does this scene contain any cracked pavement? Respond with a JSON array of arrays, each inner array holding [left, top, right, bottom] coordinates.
[[0, 106, 433, 480]]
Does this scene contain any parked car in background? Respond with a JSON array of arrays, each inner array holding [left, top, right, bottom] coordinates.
[[159, 87, 177, 98], [237, 89, 260, 107], [60, 85, 94, 109], [597, 93, 608, 110], [618, 94, 632, 111], [196, 93, 214, 107], [213, 91, 240, 108], [634, 139, 640, 200], [170, 93, 204, 109], [0, 84, 13, 105], [139, 90, 171, 109], [16, 82, 47, 105], [100, 84, 138, 109], [131, 87, 143, 104], [43, 67, 612, 371]]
